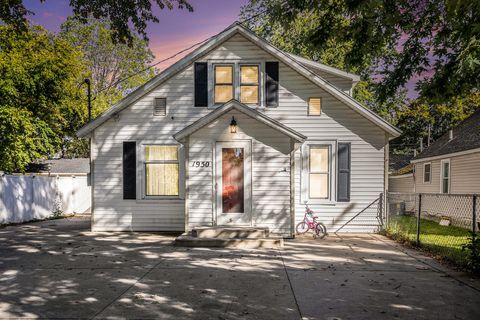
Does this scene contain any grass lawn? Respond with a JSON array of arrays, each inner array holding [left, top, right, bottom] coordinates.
[[386, 214, 472, 267]]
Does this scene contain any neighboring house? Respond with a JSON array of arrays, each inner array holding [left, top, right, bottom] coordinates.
[[26, 158, 91, 176], [77, 23, 400, 236], [388, 154, 414, 193], [411, 109, 480, 194]]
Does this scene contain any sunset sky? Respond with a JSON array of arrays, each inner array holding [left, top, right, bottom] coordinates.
[[24, 0, 420, 97]]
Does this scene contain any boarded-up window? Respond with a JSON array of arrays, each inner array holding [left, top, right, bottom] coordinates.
[[309, 146, 329, 199], [145, 145, 179, 196], [214, 65, 233, 103], [240, 65, 259, 104], [308, 98, 321, 116], [154, 98, 166, 116]]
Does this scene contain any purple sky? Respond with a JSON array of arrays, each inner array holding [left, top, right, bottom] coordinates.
[[24, 0, 419, 98]]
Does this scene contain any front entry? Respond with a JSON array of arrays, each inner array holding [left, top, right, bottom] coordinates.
[[215, 141, 252, 225]]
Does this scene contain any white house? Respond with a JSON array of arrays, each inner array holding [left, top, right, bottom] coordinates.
[[77, 23, 400, 237]]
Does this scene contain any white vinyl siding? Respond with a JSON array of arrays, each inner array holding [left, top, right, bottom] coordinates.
[[90, 32, 387, 233]]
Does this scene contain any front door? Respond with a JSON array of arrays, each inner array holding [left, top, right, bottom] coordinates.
[[215, 141, 252, 225]]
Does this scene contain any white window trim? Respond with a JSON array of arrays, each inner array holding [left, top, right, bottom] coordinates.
[[440, 158, 450, 194], [138, 142, 185, 200], [301, 141, 337, 204], [208, 60, 265, 108], [423, 162, 431, 184]]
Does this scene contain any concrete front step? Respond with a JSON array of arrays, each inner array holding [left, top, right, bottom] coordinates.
[[175, 234, 283, 249], [192, 226, 270, 239]]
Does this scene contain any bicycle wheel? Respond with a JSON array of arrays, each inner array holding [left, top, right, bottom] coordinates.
[[296, 221, 309, 234], [314, 223, 327, 239]]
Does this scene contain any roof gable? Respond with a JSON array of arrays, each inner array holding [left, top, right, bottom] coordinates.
[[77, 22, 400, 138], [413, 109, 480, 161], [174, 100, 307, 143]]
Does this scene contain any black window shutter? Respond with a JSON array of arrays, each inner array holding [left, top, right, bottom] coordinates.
[[337, 143, 351, 202], [123, 141, 136, 199], [194, 62, 208, 107], [265, 61, 279, 107]]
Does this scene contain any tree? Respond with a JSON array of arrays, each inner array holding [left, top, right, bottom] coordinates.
[[393, 92, 480, 152], [241, 0, 480, 103], [0, 0, 193, 44], [60, 16, 156, 116], [0, 24, 86, 172]]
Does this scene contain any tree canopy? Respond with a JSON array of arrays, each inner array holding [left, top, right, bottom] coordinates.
[[0, 24, 86, 172], [60, 16, 156, 116], [241, 0, 479, 103], [1, 0, 193, 43]]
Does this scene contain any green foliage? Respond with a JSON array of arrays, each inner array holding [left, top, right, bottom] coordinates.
[[240, 1, 405, 122], [0, 107, 59, 172], [0, 24, 86, 172], [0, 0, 193, 44], [462, 233, 480, 274], [241, 0, 480, 103], [393, 92, 480, 152], [60, 16, 156, 116]]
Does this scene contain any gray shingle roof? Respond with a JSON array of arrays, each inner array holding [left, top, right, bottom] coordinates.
[[389, 154, 413, 172], [27, 158, 90, 174], [414, 109, 480, 160]]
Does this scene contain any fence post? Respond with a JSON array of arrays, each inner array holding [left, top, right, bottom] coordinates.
[[473, 195, 477, 248], [416, 193, 422, 245]]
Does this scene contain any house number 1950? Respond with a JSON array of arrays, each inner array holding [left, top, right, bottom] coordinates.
[[191, 161, 210, 167]]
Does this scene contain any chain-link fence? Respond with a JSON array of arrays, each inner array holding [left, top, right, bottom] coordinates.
[[385, 192, 478, 269]]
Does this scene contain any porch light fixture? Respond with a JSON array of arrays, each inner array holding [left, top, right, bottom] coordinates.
[[230, 116, 237, 133]]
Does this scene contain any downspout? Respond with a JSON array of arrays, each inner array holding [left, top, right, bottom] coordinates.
[[384, 133, 389, 227]]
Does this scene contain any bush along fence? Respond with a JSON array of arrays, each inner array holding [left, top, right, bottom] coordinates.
[[385, 192, 480, 272], [0, 174, 91, 225]]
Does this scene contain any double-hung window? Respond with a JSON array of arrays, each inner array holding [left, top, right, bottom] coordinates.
[[423, 163, 431, 183], [441, 159, 450, 194], [309, 146, 330, 199], [145, 145, 179, 196], [214, 65, 233, 104], [240, 65, 259, 104]]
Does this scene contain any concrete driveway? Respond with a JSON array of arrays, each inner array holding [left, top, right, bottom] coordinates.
[[0, 218, 479, 320]]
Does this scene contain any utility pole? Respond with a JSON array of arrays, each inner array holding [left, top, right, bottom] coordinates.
[[84, 78, 92, 122], [427, 124, 431, 147]]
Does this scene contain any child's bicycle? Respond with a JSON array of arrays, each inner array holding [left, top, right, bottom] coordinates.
[[296, 202, 327, 239]]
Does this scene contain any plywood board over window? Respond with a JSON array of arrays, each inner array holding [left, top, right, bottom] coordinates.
[[214, 65, 233, 103], [145, 145, 179, 196], [240, 65, 259, 104], [308, 98, 322, 116]]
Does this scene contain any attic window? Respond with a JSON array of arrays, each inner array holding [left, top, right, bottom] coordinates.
[[308, 98, 321, 116], [154, 98, 167, 116]]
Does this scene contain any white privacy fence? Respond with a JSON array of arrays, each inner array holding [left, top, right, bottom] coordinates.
[[0, 175, 91, 224]]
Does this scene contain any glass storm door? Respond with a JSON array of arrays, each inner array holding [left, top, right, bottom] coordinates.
[[215, 141, 252, 225]]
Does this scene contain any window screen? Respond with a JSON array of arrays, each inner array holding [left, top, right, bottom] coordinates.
[[145, 145, 179, 196]]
